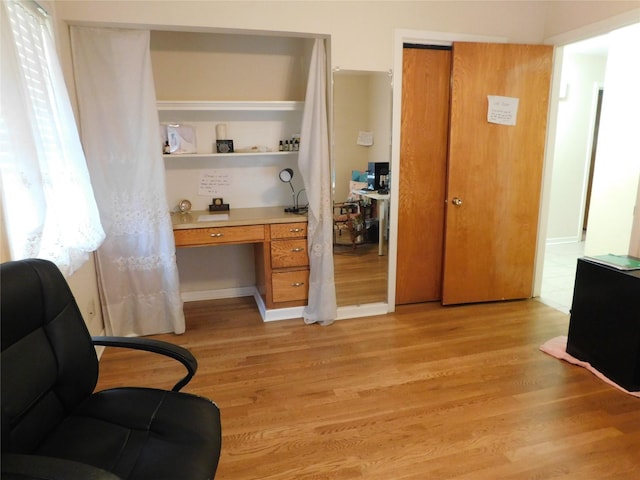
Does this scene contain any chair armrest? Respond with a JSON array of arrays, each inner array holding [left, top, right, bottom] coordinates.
[[91, 336, 198, 391], [1, 453, 121, 480]]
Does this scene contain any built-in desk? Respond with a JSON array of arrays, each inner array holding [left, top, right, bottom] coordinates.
[[172, 207, 309, 321]]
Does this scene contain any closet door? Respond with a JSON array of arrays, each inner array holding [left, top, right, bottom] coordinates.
[[396, 46, 451, 304], [442, 42, 553, 304]]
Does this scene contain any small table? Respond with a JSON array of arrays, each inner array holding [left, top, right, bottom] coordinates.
[[352, 190, 390, 256], [566, 257, 640, 391]]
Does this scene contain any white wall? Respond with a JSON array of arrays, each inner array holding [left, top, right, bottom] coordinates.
[[151, 31, 309, 101], [333, 72, 373, 201], [584, 22, 640, 256], [53, 1, 554, 73], [66, 257, 104, 334], [368, 73, 393, 166], [546, 51, 607, 243], [543, 1, 640, 39]]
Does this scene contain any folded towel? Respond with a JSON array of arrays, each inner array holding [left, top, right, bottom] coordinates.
[[540, 336, 640, 397]]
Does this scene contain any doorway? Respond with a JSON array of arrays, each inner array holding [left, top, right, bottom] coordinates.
[[583, 88, 604, 232], [539, 36, 608, 313], [540, 23, 640, 313]]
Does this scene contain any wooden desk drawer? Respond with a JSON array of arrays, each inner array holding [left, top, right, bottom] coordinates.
[[271, 222, 307, 239], [271, 239, 309, 268], [272, 270, 309, 303], [174, 225, 265, 247]]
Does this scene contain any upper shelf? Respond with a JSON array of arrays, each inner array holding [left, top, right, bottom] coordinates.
[[163, 151, 297, 159], [156, 101, 304, 111]]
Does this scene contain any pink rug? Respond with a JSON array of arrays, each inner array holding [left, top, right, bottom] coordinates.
[[539, 336, 640, 397]]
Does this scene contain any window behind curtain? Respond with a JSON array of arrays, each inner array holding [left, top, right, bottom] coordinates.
[[0, 0, 104, 275]]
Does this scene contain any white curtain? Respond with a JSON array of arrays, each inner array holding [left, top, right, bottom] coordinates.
[[0, 1, 104, 276], [70, 26, 184, 336], [298, 39, 337, 325]]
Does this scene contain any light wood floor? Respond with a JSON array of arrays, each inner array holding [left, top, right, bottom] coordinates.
[[333, 242, 387, 306], [96, 298, 640, 479]]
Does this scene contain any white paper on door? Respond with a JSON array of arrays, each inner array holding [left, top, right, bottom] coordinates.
[[487, 95, 519, 126]]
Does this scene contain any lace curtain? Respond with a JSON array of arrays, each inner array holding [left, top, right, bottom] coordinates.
[[0, 1, 104, 275], [298, 39, 337, 325], [70, 26, 184, 336]]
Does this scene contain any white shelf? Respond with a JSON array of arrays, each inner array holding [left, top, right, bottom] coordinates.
[[157, 100, 304, 112], [163, 151, 298, 159]]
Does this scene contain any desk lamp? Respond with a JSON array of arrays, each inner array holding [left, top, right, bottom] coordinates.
[[279, 168, 300, 213]]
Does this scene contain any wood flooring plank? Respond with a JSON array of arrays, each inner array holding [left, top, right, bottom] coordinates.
[[95, 298, 640, 479]]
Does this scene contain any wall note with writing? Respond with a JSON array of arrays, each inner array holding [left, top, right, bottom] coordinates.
[[487, 95, 519, 126], [198, 170, 233, 196], [357, 131, 374, 146]]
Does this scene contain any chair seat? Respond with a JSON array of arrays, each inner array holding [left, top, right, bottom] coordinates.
[[34, 387, 221, 480]]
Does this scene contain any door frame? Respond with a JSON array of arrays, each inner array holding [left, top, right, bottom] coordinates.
[[388, 30, 508, 310]]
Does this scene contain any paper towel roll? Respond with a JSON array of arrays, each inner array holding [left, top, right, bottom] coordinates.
[[216, 123, 227, 140]]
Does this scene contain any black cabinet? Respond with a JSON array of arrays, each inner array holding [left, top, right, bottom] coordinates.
[[566, 258, 640, 391]]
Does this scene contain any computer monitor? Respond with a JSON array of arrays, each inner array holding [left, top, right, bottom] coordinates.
[[367, 162, 389, 191]]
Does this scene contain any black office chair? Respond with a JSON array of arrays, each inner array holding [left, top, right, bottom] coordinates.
[[1, 258, 221, 480]]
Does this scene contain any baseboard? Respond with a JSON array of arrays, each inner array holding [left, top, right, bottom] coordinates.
[[181, 288, 388, 323], [180, 286, 257, 303], [181, 287, 305, 322], [336, 302, 389, 320], [546, 236, 582, 245]]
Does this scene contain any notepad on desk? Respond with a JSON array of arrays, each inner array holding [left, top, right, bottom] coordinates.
[[197, 214, 229, 222], [585, 254, 640, 271]]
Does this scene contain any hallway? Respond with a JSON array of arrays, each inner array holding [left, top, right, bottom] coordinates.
[[537, 241, 585, 314]]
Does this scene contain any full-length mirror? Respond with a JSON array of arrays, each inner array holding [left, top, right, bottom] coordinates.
[[332, 70, 392, 307]]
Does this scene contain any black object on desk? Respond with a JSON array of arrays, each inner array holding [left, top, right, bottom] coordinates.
[[566, 257, 640, 391]]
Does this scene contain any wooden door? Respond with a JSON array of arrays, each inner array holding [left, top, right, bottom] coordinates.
[[396, 46, 451, 304], [442, 42, 553, 304]]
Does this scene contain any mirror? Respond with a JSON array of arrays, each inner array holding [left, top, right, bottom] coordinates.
[[332, 70, 392, 307]]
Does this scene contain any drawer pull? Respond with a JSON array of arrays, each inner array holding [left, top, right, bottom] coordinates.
[[209, 233, 224, 238], [291, 247, 304, 252], [290, 228, 304, 233], [291, 282, 305, 287]]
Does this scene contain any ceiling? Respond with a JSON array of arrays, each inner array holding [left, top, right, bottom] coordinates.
[[564, 34, 609, 56]]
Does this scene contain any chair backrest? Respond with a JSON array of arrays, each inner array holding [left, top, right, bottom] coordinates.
[[1, 259, 99, 454]]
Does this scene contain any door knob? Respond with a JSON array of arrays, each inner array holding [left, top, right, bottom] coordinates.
[[452, 197, 463, 206]]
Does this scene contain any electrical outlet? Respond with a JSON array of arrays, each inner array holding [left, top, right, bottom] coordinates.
[[87, 298, 96, 319]]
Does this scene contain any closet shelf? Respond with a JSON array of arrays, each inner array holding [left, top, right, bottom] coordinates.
[[157, 100, 304, 111], [163, 151, 298, 159]]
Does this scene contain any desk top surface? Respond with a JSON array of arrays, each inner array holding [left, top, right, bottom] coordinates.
[[352, 189, 390, 200], [171, 207, 307, 230]]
